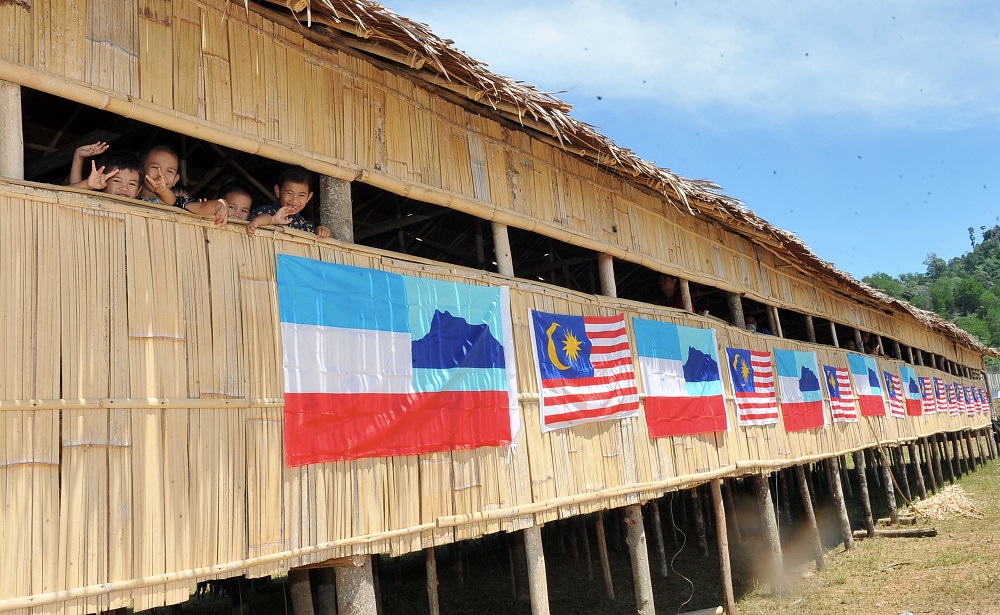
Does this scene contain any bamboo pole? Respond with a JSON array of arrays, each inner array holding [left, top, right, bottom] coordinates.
[[524, 525, 550, 615], [753, 474, 783, 589], [649, 501, 669, 579], [491, 222, 514, 277], [0, 80, 23, 179], [794, 465, 824, 570], [624, 505, 655, 615], [425, 547, 440, 615], [852, 451, 875, 538], [319, 175, 354, 242], [595, 512, 615, 600], [826, 458, 855, 551], [908, 443, 927, 501], [709, 480, 736, 615], [336, 557, 377, 615]]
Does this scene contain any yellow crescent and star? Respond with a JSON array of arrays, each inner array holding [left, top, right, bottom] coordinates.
[[731, 353, 750, 386], [546, 322, 583, 371], [827, 371, 837, 393]]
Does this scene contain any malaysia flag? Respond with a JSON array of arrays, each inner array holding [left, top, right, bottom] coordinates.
[[634, 319, 727, 438], [726, 348, 778, 426], [823, 365, 857, 423], [277, 255, 517, 465], [947, 383, 959, 416], [774, 349, 825, 431], [899, 365, 923, 416], [884, 372, 906, 418], [920, 377, 937, 414], [848, 353, 886, 417], [530, 310, 639, 431]]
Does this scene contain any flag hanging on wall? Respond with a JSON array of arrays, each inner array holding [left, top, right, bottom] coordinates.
[[823, 365, 857, 423], [530, 310, 639, 431], [899, 365, 923, 416], [774, 349, 825, 431], [847, 353, 886, 417], [884, 371, 906, 418], [277, 255, 517, 465], [725, 348, 779, 426], [633, 319, 727, 438], [934, 377, 947, 413], [919, 377, 937, 414], [948, 383, 960, 415]]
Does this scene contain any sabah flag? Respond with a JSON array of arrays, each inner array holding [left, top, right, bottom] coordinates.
[[920, 377, 937, 414], [884, 371, 906, 418], [823, 365, 857, 423], [726, 348, 779, 426], [899, 365, 923, 416], [848, 353, 886, 417], [530, 310, 639, 431], [277, 255, 517, 465], [774, 349, 825, 431], [634, 319, 727, 438]]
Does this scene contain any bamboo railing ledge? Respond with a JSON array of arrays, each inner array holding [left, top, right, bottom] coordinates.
[[0, 397, 285, 411]]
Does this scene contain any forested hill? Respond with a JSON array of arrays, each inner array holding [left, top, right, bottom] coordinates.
[[863, 225, 1000, 349]]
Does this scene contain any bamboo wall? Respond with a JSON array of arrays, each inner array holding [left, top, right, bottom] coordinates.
[[0, 0, 983, 369], [0, 182, 991, 614]]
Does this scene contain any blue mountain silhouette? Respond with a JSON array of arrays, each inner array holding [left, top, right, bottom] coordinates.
[[867, 368, 880, 389], [683, 347, 719, 382], [908, 378, 920, 395], [411, 310, 505, 369], [799, 366, 820, 392]]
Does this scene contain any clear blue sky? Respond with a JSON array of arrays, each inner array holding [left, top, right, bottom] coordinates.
[[381, 0, 1000, 279]]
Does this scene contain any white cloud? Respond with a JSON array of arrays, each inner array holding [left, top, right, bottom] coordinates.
[[387, 0, 1000, 128]]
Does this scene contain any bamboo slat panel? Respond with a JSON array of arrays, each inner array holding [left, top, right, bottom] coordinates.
[[0, 1, 31, 65]]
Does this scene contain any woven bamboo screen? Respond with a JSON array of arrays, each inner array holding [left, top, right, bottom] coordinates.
[[0, 0, 982, 367], [0, 183, 990, 614]]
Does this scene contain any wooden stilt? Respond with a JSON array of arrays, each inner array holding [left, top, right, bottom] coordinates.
[[229, 576, 252, 615], [314, 568, 337, 615], [425, 547, 440, 615], [710, 480, 737, 615], [579, 516, 594, 581], [722, 480, 743, 545], [805, 464, 818, 509], [650, 501, 669, 579], [778, 471, 793, 528], [754, 474, 783, 588], [336, 557, 377, 615], [878, 449, 899, 525], [372, 555, 383, 615], [794, 465, 824, 569], [509, 531, 530, 603], [852, 451, 876, 537], [826, 458, 855, 551], [524, 525, 551, 615], [953, 433, 967, 476], [318, 175, 354, 242], [839, 455, 853, 498], [921, 438, 938, 495], [908, 442, 927, 501], [866, 448, 882, 487], [893, 447, 911, 503], [691, 486, 710, 557], [804, 315, 816, 343], [290, 569, 316, 615], [0, 80, 24, 179], [595, 511, 615, 600], [965, 431, 978, 471], [625, 505, 656, 615], [936, 434, 951, 486], [667, 493, 680, 548], [976, 429, 988, 465], [568, 518, 580, 565], [453, 543, 465, 586]]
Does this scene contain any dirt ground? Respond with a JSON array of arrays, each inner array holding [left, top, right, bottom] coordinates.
[[158, 452, 1000, 615]]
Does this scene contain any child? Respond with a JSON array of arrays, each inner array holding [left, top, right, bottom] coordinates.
[[71, 152, 143, 200], [69, 141, 110, 184], [246, 166, 332, 238], [138, 145, 228, 226], [218, 181, 254, 221]]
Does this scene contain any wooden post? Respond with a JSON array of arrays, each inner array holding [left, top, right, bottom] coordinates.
[[722, 480, 743, 544], [907, 346, 914, 364], [0, 80, 23, 180], [921, 437, 938, 495], [929, 353, 938, 370], [290, 569, 316, 615], [595, 511, 615, 600], [908, 442, 927, 501], [865, 448, 881, 488], [691, 486, 710, 557], [336, 556, 378, 615], [509, 531, 530, 603], [754, 474, 783, 588], [318, 175, 354, 242], [624, 505, 656, 615], [778, 471, 793, 527], [916, 349, 924, 366], [524, 525, 550, 615], [938, 433, 954, 485], [839, 455, 853, 498], [953, 433, 968, 476], [679, 279, 694, 312], [893, 340, 903, 361], [710, 479, 737, 615], [829, 321, 840, 347], [893, 447, 912, 503], [826, 458, 855, 551], [649, 501, 669, 579], [314, 568, 337, 615], [425, 547, 440, 615], [805, 464, 818, 508], [878, 449, 899, 525], [491, 222, 515, 277], [578, 516, 594, 581], [770, 305, 784, 338], [727, 293, 746, 328], [804, 315, 816, 343], [598, 254, 617, 297], [794, 465, 824, 569], [965, 431, 978, 471], [852, 451, 875, 537], [853, 329, 865, 354]]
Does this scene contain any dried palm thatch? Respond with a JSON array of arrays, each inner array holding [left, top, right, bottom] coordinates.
[[908, 485, 985, 520], [243, 0, 994, 357]]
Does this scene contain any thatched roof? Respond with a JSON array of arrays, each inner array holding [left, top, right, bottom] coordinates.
[[250, 0, 995, 359]]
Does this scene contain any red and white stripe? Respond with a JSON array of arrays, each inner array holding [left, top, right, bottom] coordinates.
[[735, 351, 779, 426], [830, 367, 857, 423], [540, 315, 639, 430], [889, 374, 906, 418], [921, 378, 937, 414]]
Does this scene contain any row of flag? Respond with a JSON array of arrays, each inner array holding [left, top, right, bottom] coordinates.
[[277, 256, 991, 466]]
